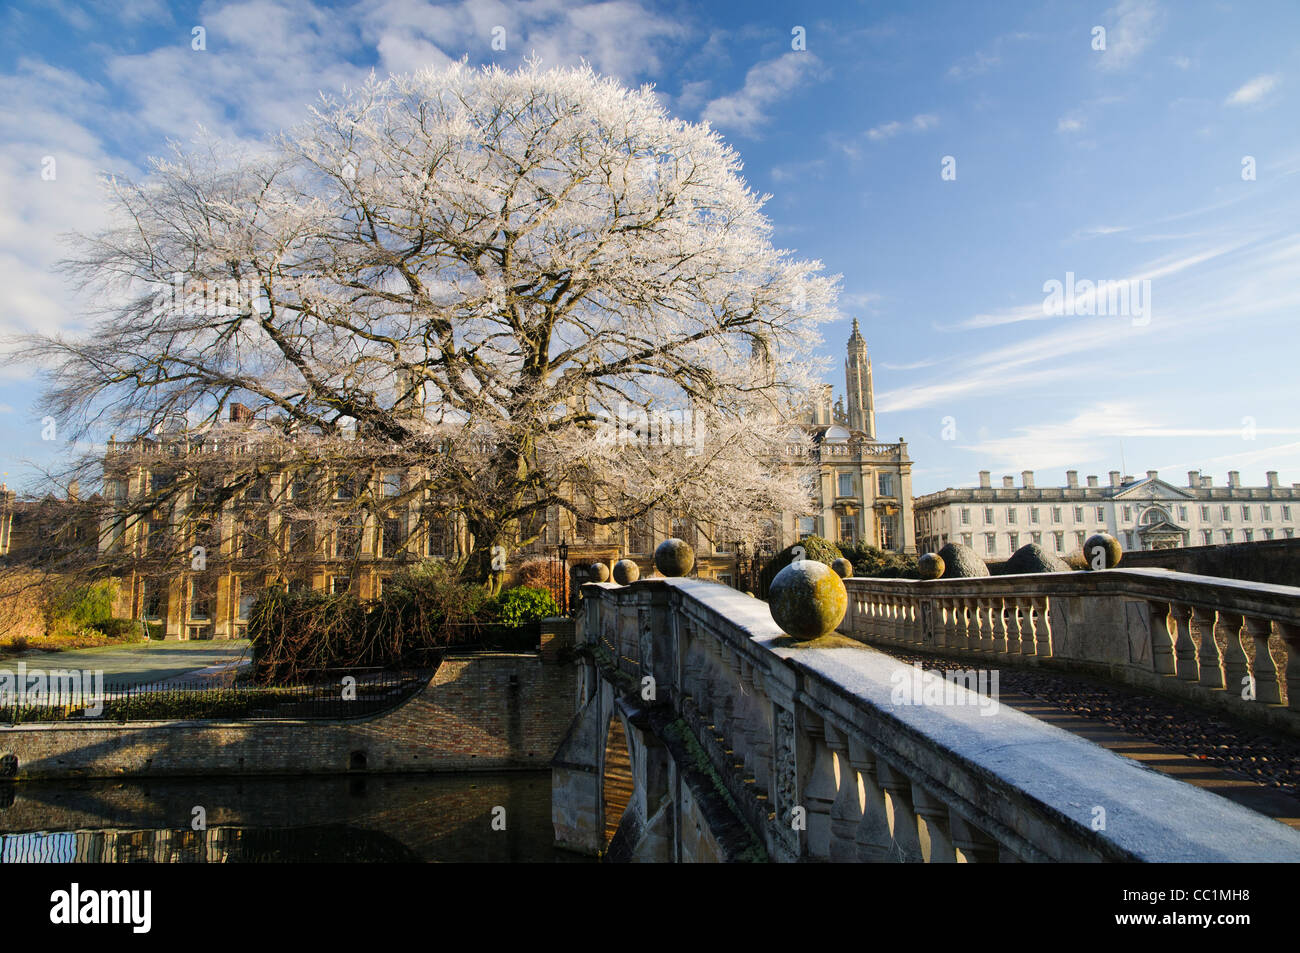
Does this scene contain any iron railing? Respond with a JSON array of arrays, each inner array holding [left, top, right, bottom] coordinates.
[[0, 666, 434, 725]]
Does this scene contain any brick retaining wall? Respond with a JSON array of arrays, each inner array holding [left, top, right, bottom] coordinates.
[[0, 652, 577, 780]]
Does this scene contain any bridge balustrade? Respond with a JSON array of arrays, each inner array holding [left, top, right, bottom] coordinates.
[[843, 568, 1300, 733], [564, 576, 1300, 862]]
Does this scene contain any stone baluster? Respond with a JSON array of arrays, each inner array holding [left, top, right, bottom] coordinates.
[[1171, 603, 1200, 682], [1195, 606, 1224, 689], [1219, 612, 1249, 697], [990, 597, 1008, 655], [823, 724, 862, 862], [953, 599, 971, 652], [949, 815, 1000, 863], [1245, 617, 1283, 706], [970, 598, 987, 655], [1148, 601, 1176, 676], [1277, 622, 1300, 711], [1016, 597, 1036, 655], [875, 760, 925, 863], [846, 736, 894, 862], [1033, 597, 1053, 657], [943, 601, 958, 649], [800, 716, 838, 860], [910, 785, 957, 863]]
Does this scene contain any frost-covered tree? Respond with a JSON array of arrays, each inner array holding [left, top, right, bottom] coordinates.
[[24, 61, 839, 588]]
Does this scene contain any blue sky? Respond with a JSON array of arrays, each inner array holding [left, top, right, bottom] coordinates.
[[1, 0, 1297, 495]]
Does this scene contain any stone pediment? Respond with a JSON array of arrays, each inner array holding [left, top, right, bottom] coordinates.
[[1114, 478, 1193, 501], [1137, 519, 1185, 536]]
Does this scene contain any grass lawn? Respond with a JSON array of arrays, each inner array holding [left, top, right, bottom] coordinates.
[[0, 640, 252, 687]]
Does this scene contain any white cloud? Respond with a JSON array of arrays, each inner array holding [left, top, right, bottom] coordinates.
[[946, 32, 1032, 81], [866, 113, 939, 141], [1057, 115, 1085, 133], [956, 402, 1300, 473], [1226, 73, 1280, 106], [1097, 0, 1162, 72], [701, 52, 825, 136]]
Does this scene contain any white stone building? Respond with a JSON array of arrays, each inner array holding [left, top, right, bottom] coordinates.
[[798, 319, 915, 554], [914, 468, 1300, 560]]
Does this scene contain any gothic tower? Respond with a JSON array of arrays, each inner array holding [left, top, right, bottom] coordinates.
[[845, 318, 875, 439]]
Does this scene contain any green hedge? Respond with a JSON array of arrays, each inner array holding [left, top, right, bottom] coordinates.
[[758, 535, 842, 595]]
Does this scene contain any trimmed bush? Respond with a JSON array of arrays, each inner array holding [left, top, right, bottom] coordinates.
[[1002, 543, 1071, 575], [937, 542, 990, 578], [838, 543, 921, 579], [490, 585, 560, 628], [759, 535, 842, 595]]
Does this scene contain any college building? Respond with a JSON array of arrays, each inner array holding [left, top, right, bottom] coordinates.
[[914, 468, 1300, 561]]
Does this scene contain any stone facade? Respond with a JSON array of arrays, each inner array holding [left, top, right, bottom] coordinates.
[[915, 468, 1300, 561]]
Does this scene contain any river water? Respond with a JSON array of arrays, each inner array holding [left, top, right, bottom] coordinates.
[[0, 772, 589, 863]]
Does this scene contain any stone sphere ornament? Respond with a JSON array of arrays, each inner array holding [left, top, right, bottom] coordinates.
[[654, 538, 695, 577], [588, 562, 610, 583], [917, 553, 945, 580], [612, 559, 640, 585], [830, 557, 853, 578], [1083, 533, 1122, 571], [768, 559, 848, 642]]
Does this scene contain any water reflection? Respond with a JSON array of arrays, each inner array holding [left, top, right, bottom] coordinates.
[[0, 772, 587, 863]]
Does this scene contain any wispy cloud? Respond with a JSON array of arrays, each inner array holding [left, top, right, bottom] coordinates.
[[1096, 0, 1163, 71], [957, 402, 1300, 472], [701, 52, 825, 137], [1226, 73, 1281, 106], [951, 242, 1246, 330], [947, 32, 1032, 81], [866, 113, 939, 141]]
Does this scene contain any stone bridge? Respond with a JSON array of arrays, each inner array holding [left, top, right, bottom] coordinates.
[[550, 571, 1300, 862]]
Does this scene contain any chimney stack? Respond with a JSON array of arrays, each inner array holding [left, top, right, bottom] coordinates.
[[1122, 475, 1134, 484], [1146, 470, 1158, 481], [1021, 470, 1035, 489], [978, 471, 991, 489], [1201, 475, 1213, 488], [1188, 470, 1200, 488], [1109, 471, 1121, 487], [1267, 471, 1279, 488], [1002, 475, 1015, 489], [1086, 475, 1099, 488], [1066, 470, 1079, 489], [1228, 471, 1241, 488]]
